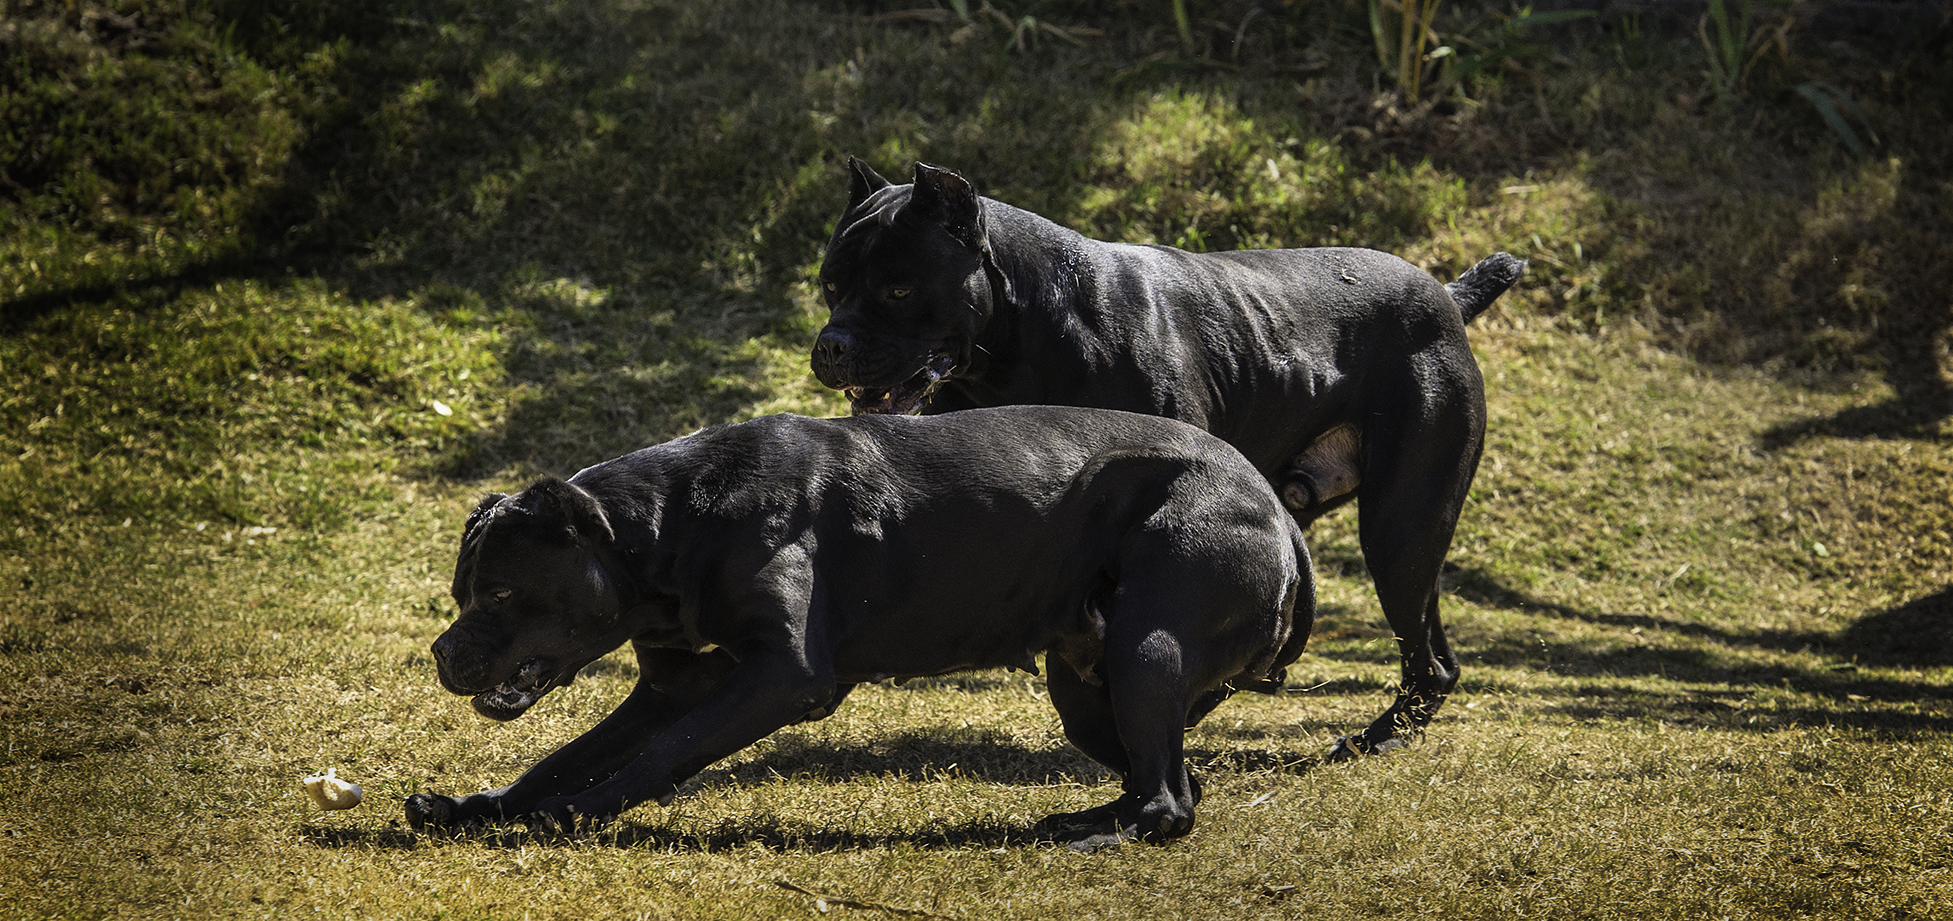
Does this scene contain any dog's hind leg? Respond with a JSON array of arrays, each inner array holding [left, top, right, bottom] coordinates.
[[1038, 636, 1206, 849], [1051, 556, 1249, 849], [1097, 620, 1201, 846], [1327, 367, 1483, 761], [1035, 652, 1133, 838]]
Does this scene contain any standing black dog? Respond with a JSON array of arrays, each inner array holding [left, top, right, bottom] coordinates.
[[407, 407, 1312, 847], [811, 160, 1522, 759]]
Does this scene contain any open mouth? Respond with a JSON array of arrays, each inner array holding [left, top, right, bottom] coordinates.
[[846, 354, 955, 416], [470, 657, 557, 722]]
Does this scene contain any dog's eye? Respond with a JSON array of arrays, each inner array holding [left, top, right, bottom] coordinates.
[[492, 588, 513, 603], [887, 286, 912, 299], [822, 281, 836, 293]]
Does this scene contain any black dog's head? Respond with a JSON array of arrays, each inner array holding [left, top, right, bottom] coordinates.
[[431, 477, 637, 721], [812, 159, 995, 416]]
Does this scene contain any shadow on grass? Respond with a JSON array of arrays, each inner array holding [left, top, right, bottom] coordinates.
[[1746, 161, 1953, 449], [1759, 385, 1953, 447], [196, 0, 1185, 478], [1338, 566, 1953, 735], [703, 729, 1105, 789], [0, 252, 281, 333], [303, 814, 1043, 853], [304, 729, 1325, 853], [705, 729, 1324, 790], [1539, 687, 1953, 738], [1834, 584, 1953, 667], [1441, 565, 1832, 660], [9, 0, 1108, 473]]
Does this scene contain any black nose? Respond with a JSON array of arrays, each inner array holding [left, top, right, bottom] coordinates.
[[811, 327, 854, 384], [814, 327, 851, 360], [430, 634, 457, 665]]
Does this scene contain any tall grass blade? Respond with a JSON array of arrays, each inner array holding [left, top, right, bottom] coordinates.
[[1701, 0, 1758, 104], [1370, 0, 1447, 102], [1173, 0, 1195, 52], [1414, 0, 1444, 101], [1369, 0, 1393, 70], [1795, 81, 1878, 157], [1509, 10, 1597, 28]]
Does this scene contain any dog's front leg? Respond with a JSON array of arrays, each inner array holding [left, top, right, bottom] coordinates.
[[406, 646, 738, 831], [529, 646, 837, 831]]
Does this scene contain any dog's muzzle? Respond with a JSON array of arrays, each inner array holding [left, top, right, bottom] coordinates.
[[470, 657, 556, 721], [812, 328, 956, 416], [845, 353, 955, 415]]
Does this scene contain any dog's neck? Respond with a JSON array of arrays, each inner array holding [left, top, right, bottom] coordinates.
[[949, 200, 1096, 406]]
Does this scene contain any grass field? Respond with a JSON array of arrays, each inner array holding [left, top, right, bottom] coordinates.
[[3, 1, 1951, 918]]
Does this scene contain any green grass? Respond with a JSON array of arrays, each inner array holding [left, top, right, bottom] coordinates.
[[3, 1, 1952, 918]]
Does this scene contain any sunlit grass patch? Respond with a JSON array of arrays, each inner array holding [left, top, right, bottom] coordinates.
[[0, 277, 502, 539]]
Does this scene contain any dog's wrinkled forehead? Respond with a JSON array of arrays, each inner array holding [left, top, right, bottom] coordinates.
[[828, 186, 911, 258], [452, 486, 579, 593], [827, 203, 984, 299], [454, 492, 514, 589], [458, 492, 506, 546], [833, 184, 979, 253], [464, 490, 549, 547], [849, 183, 910, 226]]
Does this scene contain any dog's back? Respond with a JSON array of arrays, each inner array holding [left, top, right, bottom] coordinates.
[[572, 406, 1307, 686]]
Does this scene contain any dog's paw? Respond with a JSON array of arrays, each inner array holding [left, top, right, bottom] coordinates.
[[1032, 801, 1122, 839], [1036, 789, 1196, 849], [1064, 827, 1136, 853], [1035, 807, 1134, 853], [1326, 734, 1409, 763], [404, 792, 455, 832]]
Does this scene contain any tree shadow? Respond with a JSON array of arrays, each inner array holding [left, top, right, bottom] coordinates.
[[1441, 565, 1832, 660], [1447, 564, 1953, 680], [1750, 160, 1953, 449], [195, 0, 1185, 476], [6, 0, 1173, 475], [1833, 584, 1953, 668], [1759, 384, 1953, 447], [0, 252, 280, 334]]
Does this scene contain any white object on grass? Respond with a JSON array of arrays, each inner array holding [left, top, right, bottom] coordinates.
[[302, 767, 364, 811]]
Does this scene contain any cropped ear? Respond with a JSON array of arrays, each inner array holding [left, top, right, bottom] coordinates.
[[904, 162, 982, 248], [462, 492, 508, 547], [514, 476, 615, 546], [846, 156, 892, 210]]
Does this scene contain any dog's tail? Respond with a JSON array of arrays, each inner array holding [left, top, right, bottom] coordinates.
[[1445, 252, 1526, 323]]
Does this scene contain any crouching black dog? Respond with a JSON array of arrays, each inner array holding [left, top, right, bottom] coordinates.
[[406, 406, 1313, 847], [811, 160, 1524, 759]]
